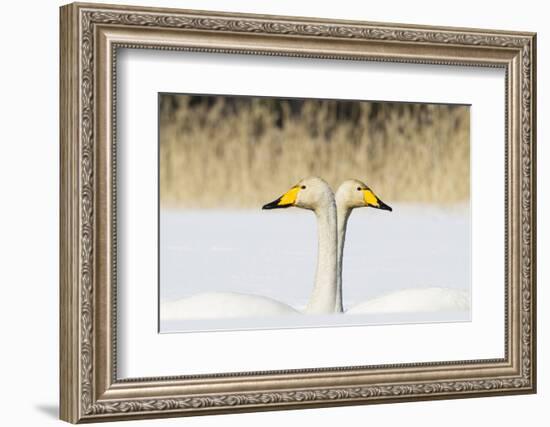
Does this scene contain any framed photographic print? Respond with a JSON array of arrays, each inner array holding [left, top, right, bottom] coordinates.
[[60, 2, 537, 423]]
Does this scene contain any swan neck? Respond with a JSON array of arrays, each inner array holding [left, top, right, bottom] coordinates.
[[336, 204, 351, 311], [305, 200, 340, 313]]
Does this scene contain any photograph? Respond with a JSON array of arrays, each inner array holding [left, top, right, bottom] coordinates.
[[158, 93, 471, 332]]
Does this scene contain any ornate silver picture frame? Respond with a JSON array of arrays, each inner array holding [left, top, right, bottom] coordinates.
[[60, 2, 536, 423]]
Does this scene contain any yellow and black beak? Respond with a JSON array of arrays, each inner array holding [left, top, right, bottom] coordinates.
[[262, 186, 300, 210], [363, 189, 392, 212]]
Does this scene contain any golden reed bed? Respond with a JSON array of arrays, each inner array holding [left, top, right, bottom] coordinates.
[[159, 95, 470, 208]]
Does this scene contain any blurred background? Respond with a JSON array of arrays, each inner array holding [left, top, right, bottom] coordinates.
[[159, 94, 470, 208]]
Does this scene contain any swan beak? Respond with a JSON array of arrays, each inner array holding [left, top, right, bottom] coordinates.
[[363, 189, 392, 212], [262, 186, 299, 209]]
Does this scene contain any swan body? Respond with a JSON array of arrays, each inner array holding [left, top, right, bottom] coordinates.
[[345, 287, 469, 314], [162, 292, 300, 320], [163, 177, 339, 320], [335, 179, 469, 314]]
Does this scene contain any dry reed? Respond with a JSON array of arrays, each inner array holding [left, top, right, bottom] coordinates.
[[160, 94, 470, 208]]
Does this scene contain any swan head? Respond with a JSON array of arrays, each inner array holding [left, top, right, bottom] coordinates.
[[336, 179, 392, 211], [262, 177, 334, 211]]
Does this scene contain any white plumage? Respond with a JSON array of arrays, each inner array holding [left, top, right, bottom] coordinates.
[[162, 292, 300, 320], [346, 287, 469, 314]]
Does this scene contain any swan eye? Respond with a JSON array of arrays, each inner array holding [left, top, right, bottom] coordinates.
[[301, 185, 306, 190], [357, 187, 361, 191]]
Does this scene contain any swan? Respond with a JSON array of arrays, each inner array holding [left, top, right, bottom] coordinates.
[[335, 179, 469, 314], [263, 176, 340, 314], [162, 176, 339, 321]]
